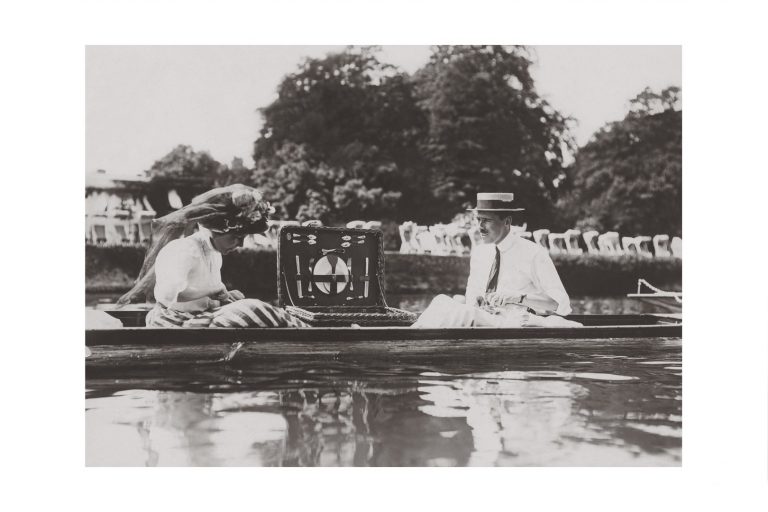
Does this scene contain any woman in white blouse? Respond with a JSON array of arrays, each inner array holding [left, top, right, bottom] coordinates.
[[117, 184, 307, 328]]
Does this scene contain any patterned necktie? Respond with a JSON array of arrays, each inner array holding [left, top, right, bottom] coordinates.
[[486, 245, 500, 293]]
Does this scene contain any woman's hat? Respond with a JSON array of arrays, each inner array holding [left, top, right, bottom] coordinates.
[[199, 186, 275, 235], [467, 192, 525, 212]]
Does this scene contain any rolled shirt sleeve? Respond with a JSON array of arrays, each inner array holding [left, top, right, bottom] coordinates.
[[530, 250, 572, 316]]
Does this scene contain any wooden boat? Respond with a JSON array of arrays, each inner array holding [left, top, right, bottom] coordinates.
[[627, 279, 682, 313], [88, 311, 681, 346], [86, 228, 681, 368], [86, 309, 681, 370]]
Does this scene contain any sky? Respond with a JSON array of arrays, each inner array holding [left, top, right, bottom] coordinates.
[[86, 45, 681, 178]]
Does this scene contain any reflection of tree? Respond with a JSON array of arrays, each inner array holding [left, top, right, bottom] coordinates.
[[573, 367, 682, 457], [368, 401, 473, 467]]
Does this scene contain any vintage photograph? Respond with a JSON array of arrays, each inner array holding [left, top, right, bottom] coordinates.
[[85, 45, 682, 466]]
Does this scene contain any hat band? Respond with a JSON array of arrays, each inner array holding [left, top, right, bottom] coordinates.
[[476, 199, 518, 209]]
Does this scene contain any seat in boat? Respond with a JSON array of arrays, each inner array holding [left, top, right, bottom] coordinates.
[[583, 230, 600, 254], [548, 232, 568, 255], [671, 236, 682, 258], [598, 232, 623, 256], [653, 234, 672, 257], [565, 229, 584, 255], [398, 221, 416, 254], [533, 229, 550, 250]]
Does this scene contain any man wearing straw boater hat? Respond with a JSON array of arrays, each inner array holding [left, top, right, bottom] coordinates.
[[413, 192, 581, 328]]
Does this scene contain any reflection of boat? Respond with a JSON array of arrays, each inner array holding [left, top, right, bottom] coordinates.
[[627, 279, 682, 314]]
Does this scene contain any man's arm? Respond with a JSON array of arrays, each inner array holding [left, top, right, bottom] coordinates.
[[531, 250, 572, 316], [464, 248, 486, 306]]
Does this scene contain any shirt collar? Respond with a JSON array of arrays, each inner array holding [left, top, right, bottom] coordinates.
[[194, 225, 215, 250], [496, 229, 518, 253]]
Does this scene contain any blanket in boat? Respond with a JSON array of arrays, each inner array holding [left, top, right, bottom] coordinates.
[[146, 299, 309, 328]]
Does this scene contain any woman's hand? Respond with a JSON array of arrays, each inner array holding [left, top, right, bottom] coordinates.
[[212, 288, 244, 305], [228, 289, 245, 301]]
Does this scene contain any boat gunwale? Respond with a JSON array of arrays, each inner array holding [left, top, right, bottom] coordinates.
[[86, 320, 682, 347], [626, 292, 682, 298]]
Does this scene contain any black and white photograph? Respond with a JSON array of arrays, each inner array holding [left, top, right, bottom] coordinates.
[[5, 0, 768, 509], [85, 45, 683, 467]]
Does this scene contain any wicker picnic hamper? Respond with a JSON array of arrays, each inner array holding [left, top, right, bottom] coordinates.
[[277, 226, 417, 326]]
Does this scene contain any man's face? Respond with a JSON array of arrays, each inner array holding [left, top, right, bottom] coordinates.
[[475, 212, 510, 245]]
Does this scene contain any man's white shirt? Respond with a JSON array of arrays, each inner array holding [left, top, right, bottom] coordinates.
[[465, 230, 573, 316]]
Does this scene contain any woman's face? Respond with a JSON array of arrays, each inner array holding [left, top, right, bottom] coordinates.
[[211, 232, 246, 254]]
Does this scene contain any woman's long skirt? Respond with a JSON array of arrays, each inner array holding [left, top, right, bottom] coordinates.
[[146, 299, 309, 328]]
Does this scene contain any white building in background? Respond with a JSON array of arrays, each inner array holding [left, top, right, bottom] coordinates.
[[85, 170, 157, 245]]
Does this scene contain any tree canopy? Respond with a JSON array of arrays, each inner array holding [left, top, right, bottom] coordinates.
[[142, 51, 681, 238], [248, 45, 574, 226], [144, 145, 224, 215], [250, 47, 415, 223], [412, 45, 574, 226], [556, 86, 682, 236]]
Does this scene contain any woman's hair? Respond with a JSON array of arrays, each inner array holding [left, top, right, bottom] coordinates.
[[116, 184, 274, 305]]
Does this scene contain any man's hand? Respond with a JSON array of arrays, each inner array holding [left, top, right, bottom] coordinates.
[[483, 291, 524, 308]]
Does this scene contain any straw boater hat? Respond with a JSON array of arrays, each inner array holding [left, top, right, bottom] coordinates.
[[467, 192, 525, 212]]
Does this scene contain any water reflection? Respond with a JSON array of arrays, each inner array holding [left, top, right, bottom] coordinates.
[[86, 342, 682, 466]]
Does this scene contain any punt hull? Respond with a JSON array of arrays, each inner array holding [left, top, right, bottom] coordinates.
[[86, 314, 681, 370]]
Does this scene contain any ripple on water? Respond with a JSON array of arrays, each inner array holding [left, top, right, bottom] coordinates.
[[625, 423, 682, 438], [454, 370, 638, 382], [571, 373, 638, 382]]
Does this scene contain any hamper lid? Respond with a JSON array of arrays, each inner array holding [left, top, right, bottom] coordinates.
[[277, 225, 386, 308]]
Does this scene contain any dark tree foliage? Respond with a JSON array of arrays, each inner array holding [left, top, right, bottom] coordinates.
[[215, 157, 252, 187], [250, 142, 400, 223], [557, 87, 682, 237], [412, 45, 574, 227], [249, 45, 573, 226], [145, 144, 224, 215], [252, 46, 422, 223]]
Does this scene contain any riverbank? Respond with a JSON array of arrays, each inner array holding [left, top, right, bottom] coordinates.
[[86, 244, 681, 297]]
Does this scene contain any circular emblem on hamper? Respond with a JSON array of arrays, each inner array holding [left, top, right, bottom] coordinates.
[[312, 254, 350, 295]]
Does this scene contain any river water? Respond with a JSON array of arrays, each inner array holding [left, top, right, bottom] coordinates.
[[85, 295, 681, 466]]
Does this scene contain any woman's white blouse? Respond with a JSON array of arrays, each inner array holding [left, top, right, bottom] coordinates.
[[153, 228, 224, 312]]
